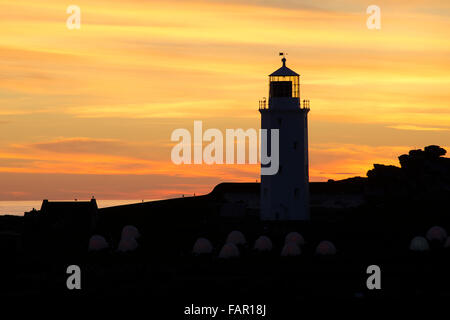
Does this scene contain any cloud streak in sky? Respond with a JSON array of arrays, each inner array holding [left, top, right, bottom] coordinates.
[[0, 0, 449, 199]]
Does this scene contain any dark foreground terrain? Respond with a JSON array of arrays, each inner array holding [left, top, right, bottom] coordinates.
[[0, 145, 449, 314]]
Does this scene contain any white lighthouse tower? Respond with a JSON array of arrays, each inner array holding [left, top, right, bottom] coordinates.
[[259, 56, 310, 221]]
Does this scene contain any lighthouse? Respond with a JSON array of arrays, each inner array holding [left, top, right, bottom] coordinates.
[[259, 56, 310, 221]]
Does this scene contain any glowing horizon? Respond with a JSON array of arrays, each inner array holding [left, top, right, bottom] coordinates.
[[1, 0, 449, 200]]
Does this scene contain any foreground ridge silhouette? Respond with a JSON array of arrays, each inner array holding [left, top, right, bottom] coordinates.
[[0, 145, 448, 304]]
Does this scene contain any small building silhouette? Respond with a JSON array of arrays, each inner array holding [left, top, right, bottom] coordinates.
[[24, 198, 98, 258]]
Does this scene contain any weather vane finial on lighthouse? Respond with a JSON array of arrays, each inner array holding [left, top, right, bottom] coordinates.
[[279, 52, 287, 66]]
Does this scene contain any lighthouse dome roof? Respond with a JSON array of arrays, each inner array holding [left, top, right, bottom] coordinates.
[[269, 66, 299, 77], [269, 58, 299, 77]]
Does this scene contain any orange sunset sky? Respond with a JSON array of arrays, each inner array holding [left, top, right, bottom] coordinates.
[[1, 0, 449, 200]]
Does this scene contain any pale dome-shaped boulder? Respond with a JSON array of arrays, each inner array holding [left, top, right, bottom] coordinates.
[[192, 237, 213, 255], [88, 235, 109, 251], [281, 242, 301, 257], [426, 226, 447, 243], [218, 243, 239, 259], [315, 240, 337, 256], [226, 230, 246, 246], [121, 225, 140, 240], [254, 236, 273, 252], [285, 232, 305, 246], [409, 236, 429, 252], [117, 237, 139, 253]]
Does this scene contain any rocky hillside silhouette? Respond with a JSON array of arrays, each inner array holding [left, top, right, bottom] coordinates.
[[366, 145, 449, 223]]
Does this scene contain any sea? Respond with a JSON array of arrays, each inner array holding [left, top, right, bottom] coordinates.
[[0, 200, 144, 216]]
